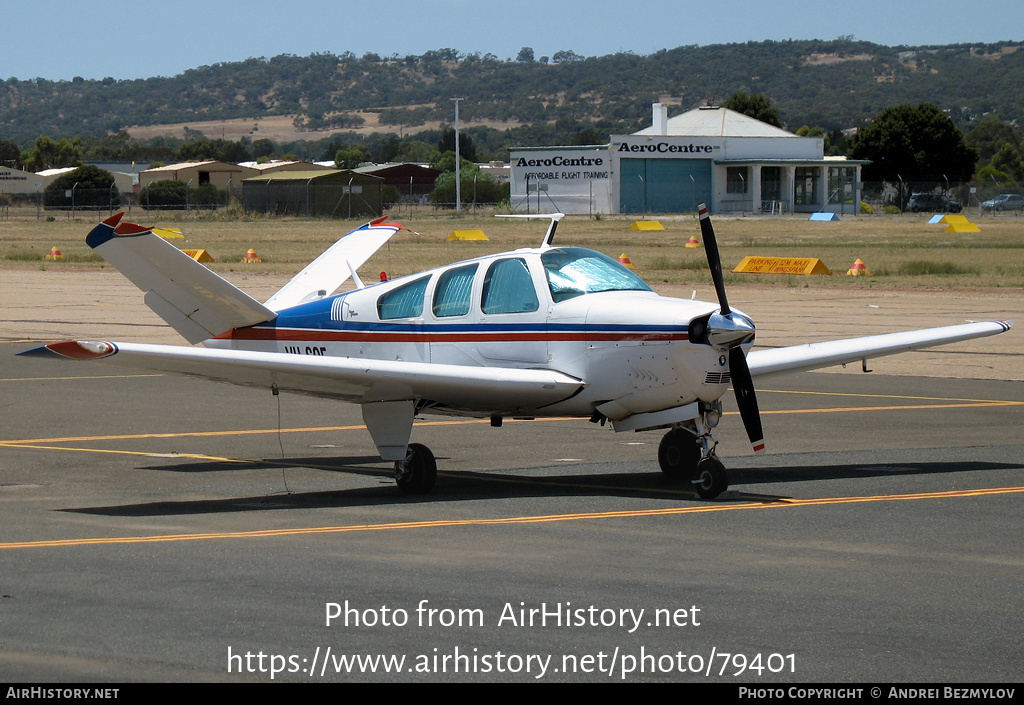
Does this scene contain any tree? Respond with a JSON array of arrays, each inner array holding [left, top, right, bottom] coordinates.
[[991, 142, 1024, 181], [516, 47, 535, 63], [966, 118, 1021, 163], [849, 103, 978, 185], [23, 136, 83, 171], [334, 145, 369, 169], [570, 129, 605, 146], [437, 129, 477, 163], [252, 138, 276, 160], [428, 163, 507, 207], [551, 50, 584, 63], [43, 165, 118, 209], [395, 140, 439, 163], [176, 138, 251, 163], [0, 138, 20, 167], [139, 179, 223, 210], [721, 92, 783, 128]]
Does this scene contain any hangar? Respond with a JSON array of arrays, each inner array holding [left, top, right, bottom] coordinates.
[[139, 160, 258, 190], [510, 103, 866, 215], [241, 169, 384, 218], [354, 163, 441, 202]]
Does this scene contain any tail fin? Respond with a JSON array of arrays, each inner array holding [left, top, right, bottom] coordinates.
[[264, 216, 404, 311], [87, 214, 275, 344]]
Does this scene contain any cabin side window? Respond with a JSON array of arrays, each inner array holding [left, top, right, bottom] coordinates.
[[432, 264, 478, 318], [377, 276, 429, 320], [481, 258, 539, 314]]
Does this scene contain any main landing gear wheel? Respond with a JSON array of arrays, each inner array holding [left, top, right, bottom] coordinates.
[[658, 428, 701, 479], [693, 457, 728, 500], [394, 443, 437, 495]]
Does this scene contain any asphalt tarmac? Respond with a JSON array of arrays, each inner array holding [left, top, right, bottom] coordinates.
[[2, 342, 1022, 683]]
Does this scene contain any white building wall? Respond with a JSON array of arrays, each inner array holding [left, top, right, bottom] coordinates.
[[509, 147, 612, 215], [0, 167, 44, 195]]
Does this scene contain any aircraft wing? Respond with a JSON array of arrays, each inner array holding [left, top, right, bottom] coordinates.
[[86, 213, 276, 344], [746, 320, 1013, 378], [264, 217, 403, 311], [20, 341, 586, 413]]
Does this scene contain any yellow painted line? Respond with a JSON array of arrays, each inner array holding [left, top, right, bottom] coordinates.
[[0, 417, 578, 446], [759, 388, 1024, 405], [0, 374, 162, 383], [1, 485, 1022, 551], [0, 400, 1015, 448], [0, 442, 246, 463], [752, 401, 1022, 416]]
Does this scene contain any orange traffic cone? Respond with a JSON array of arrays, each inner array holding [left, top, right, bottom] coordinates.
[[846, 259, 871, 276], [617, 253, 635, 269], [44, 246, 64, 260], [242, 248, 262, 264], [685, 235, 701, 248]]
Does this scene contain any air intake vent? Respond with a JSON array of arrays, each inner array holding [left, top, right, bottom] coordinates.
[[704, 371, 731, 385]]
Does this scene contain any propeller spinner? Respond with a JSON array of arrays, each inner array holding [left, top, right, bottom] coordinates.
[[697, 204, 765, 454]]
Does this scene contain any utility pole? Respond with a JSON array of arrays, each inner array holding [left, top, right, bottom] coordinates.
[[451, 97, 463, 213]]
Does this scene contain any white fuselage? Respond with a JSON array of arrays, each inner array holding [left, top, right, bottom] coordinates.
[[205, 246, 741, 420]]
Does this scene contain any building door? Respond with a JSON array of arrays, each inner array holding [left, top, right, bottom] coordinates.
[[619, 159, 712, 214]]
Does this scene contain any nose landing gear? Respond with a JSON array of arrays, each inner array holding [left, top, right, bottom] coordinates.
[[657, 401, 729, 500]]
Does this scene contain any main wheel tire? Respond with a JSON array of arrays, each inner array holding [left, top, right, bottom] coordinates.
[[692, 457, 728, 500], [394, 443, 437, 495], [658, 429, 701, 479]]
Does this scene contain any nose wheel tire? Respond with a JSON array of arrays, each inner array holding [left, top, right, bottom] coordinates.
[[394, 443, 437, 494], [658, 428, 701, 479], [693, 457, 728, 500]]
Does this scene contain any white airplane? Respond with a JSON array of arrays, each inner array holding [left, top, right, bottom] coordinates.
[[21, 208, 1013, 499]]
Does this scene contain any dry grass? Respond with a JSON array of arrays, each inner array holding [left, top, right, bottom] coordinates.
[[3, 208, 1024, 290]]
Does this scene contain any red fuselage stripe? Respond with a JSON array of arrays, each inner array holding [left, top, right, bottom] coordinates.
[[217, 328, 687, 343]]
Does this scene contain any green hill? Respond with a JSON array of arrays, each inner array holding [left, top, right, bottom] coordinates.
[[2, 39, 1022, 146]]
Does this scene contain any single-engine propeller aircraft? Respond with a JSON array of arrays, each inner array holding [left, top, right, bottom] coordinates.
[[21, 207, 1012, 499]]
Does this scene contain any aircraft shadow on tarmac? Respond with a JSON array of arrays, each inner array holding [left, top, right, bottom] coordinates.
[[61, 455, 1020, 517]]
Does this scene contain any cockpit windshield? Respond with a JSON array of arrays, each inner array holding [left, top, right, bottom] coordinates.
[[542, 247, 653, 303]]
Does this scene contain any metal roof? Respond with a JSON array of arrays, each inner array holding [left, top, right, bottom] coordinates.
[[634, 106, 798, 138], [241, 169, 382, 182]]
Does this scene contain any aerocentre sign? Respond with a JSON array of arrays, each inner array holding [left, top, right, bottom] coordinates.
[[512, 149, 609, 182], [615, 140, 719, 155], [509, 146, 612, 214]]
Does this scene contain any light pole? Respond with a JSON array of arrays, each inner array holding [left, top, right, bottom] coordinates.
[[451, 97, 463, 213]]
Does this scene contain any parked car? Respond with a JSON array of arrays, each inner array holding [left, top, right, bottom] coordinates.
[[908, 193, 962, 213], [981, 193, 1024, 211]]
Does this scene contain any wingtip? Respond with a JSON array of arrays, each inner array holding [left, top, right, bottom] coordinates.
[[18, 341, 118, 360]]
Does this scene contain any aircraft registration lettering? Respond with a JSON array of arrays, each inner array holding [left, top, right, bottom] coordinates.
[[283, 345, 327, 355]]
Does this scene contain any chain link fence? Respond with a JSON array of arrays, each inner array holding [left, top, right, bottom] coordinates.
[[859, 181, 1024, 215]]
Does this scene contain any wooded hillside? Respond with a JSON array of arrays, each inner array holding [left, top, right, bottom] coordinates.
[[2, 39, 1022, 147]]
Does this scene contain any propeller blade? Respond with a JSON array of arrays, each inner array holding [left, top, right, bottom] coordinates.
[[729, 347, 765, 455], [698, 203, 730, 316]]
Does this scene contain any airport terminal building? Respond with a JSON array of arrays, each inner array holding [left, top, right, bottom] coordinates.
[[510, 103, 865, 215]]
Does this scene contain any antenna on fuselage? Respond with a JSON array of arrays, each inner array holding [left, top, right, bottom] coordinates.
[[495, 213, 565, 248]]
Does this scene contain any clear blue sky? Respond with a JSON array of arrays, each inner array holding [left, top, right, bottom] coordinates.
[[6, 0, 1023, 81]]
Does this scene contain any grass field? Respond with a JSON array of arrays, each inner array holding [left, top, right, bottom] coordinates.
[[2, 207, 1023, 290]]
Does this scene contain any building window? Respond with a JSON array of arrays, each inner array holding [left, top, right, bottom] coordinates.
[[828, 166, 856, 205], [726, 167, 748, 194], [761, 167, 781, 202], [794, 167, 819, 206]]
